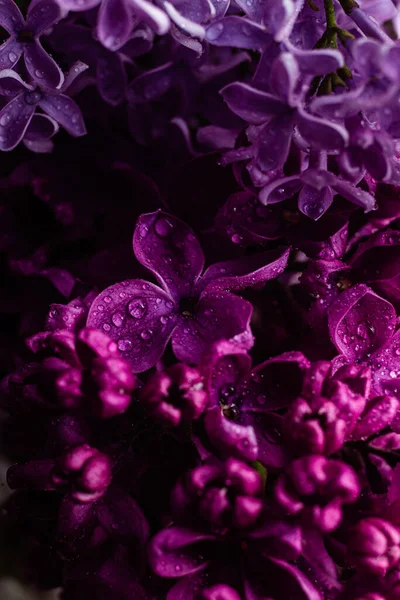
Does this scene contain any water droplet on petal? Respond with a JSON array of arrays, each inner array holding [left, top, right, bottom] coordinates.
[[103, 323, 111, 332], [112, 312, 124, 327], [140, 329, 153, 340], [155, 215, 174, 237], [117, 338, 132, 352], [128, 298, 147, 319]]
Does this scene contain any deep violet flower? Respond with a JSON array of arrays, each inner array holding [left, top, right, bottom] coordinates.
[[0, 64, 87, 151], [274, 455, 360, 532], [87, 210, 290, 372], [140, 363, 208, 426], [0, 0, 64, 89], [13, 326, 138, 418], [283, 361, 371, 456], [348, 518, 400, 577], [201, 340, 309, 466]]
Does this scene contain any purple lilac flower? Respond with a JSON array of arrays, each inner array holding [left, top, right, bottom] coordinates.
[[87, 210, 290, 371], [0, 63, 87, 150], [0, 0, 63, 88], [348, 518, 400, 577]]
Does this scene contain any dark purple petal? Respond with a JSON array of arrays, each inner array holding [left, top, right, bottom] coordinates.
[[259, 175, 302, 205], [204, 405, 258, 461], [290, 47, 344, 76], [221, 82, 287, 125], [24, 113, 59, 141], [235, 0, 264, 21], [131, 0, 170, 35], [97, 0, 133, 51], [201, 247, 290, 293], [27, 0, 61, 34], [0, 95, 35, 151], [369, 330, 400, 398], [97, 486, 149, 545], [7, 459, 55, 490], [256, 113, 294, 171], [86, 280, 178, 372], [39, 93, 86, 136], [328, 285, 396, 362], [0, 38, 23, 70], [148, 527, 214, 577], [330, 176, 376, 212], [172, 292, 253, 364], [298, 184, 334, 221], [0, 0, 24, 33], [162, 2, 205, 39], [206, 17, 270, 50], [96, 53, 126, 106], [351, 395, 399, 440], [296, 108, 349, 151], [133, 210, 204, 301], [209, 0, 229, 18], [0, 69, 32, 96], [57, 496, 97, 558]]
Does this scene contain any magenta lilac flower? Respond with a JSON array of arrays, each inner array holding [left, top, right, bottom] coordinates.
[[2, 0, 400, 597]]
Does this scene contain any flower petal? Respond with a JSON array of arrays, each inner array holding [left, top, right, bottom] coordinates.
[[351, 395, 399, 440], [201, 247, 290, 292], [298, 184, 334, 221], [290, 47, 344, 76], [0, 68, 32, 96], [0, 0, 24, 33], [39, 93, 86, 136], [24, 39, 64, 89], [206, 17, 270, 50], [296, 107, 349, 151], [96, 53, 126, 106], [56, 0, 100, 11], [209, 0, 230, 18], [261, 0, 304, 41], [24, 113, 59, 141], [172, 291, 253, 364], [27, 0, 61, 34], [0, 95, 35, 151], [328, 284, 396, 362], [259, 175, 302, 205], [221, 82, 287, 125], [133, 210, 204, 301], [204, 405, 258, 461], [148, 527, 213, 578], [97, 486, 149, 545], [0, 38, 22, 70], [86, 280, 178, 372], [330, 176, 376, 212], [235, 0, 264, 22], [268, 52, 299, 105], [131, 0, 170, 35], [97, 0, 133, 51], [256, 112, 294, 171]]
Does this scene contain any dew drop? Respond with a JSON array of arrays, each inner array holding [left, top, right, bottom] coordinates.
[[118, 338, 132, 352], [112, 312, 124, 327], [128, 298, 147, 319], [155, 215, 174, 237], [103, 323, 111, 332], [8, 51, 17, 62], [140, 328, 153, 340]]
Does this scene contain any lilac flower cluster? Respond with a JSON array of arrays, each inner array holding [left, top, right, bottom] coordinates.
[[3, 0, 400, 599]]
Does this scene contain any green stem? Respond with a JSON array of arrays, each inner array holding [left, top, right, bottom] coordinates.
[[337, 0, 359, 15], [324, 0, 337, 28]]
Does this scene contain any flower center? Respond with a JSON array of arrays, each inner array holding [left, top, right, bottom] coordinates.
[[24, 89, 42, 105], [17, 29, 35, 42], [179, 296, 197, 317]]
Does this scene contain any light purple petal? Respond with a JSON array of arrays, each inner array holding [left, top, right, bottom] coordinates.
[[0, 38, 23, 70], [175, 0, 215, 23], [24, 39, 64, 89], [172, 291, 253, 364], [162, 2, 205, 39], [256, 112, 294, 171], [330, 176, 376, 212], [206, 17, 270, 50], [61, 61, 89, 92], [0, 0, 24, 33], [289, 46, 344, 76], [0, 69, 32, 96], [148, 527, 213, 577], [296, 107, 349, 151], [235, 0, 264, 22], [0, 95, 35, 151], [201, 247, 290, 292], [259, 175, 302, 205], [221, 82, 286, 125], [39, 93, 86, 136], [209, 0, 229, 18], [27, 0, 61, 34], [204, 405, 258, 461], [268, 52, 299, 105], [328, 284, 396, 362], [24, 113, 59, 141], [298, 184, 334, 220], [56, 0, 100, 11], [310, 90, 363, 120], [131, 0, 170, 35], [133, 210, 204, 302], [96, 53, 126, 106], [97, 0, 133, 51], [86, 279, 178, 372], [262, 0, 305, 41]]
